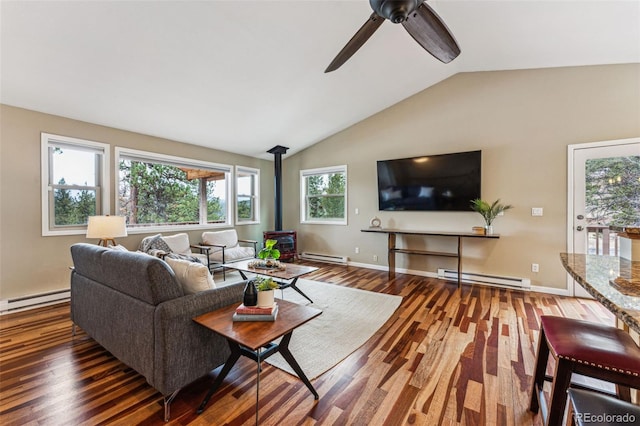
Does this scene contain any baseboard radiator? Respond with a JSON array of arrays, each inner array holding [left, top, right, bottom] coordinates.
[[300, 252, 348, 264], [437, 269, 531, 290], [0, 289, 70, 315]]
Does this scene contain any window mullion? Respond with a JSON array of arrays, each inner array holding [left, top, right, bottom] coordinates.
[[199, 178, 207, 225]]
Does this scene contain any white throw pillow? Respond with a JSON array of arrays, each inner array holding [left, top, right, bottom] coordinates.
[[165, 257, 215, 295], [202, 230, 238, 248], [162, 233, 192, 256]]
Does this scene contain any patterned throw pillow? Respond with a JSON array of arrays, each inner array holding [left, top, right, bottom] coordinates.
[[138, 234, 173, 254]]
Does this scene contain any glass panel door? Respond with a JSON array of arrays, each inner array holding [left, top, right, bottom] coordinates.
[[568, 138, 640, 296]]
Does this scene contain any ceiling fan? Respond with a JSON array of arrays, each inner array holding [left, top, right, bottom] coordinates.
[[325, 0, 460, 73]]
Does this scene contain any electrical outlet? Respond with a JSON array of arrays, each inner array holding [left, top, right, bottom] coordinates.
[[532, 263, 539, 273], [373, 255, 378, 262], [355, 247, 359, 254], [532, 207, 544, 216]]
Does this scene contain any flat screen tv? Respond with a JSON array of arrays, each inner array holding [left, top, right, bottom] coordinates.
[[377, 150, 481, 211]]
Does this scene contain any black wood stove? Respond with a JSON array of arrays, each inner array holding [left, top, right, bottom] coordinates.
[[266, 145, 297, 262]]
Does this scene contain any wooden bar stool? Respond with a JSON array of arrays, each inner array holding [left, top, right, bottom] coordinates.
[[567, 388, 640, 426], [529, 316, 640, 426]]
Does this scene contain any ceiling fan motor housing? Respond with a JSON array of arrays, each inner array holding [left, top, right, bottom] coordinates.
[[370, 0, 421, 23]]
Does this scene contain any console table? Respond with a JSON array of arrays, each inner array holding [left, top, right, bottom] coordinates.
[[361, 228, 500, 287]]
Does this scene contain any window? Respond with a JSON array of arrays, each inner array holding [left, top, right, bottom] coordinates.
[[300, 165, 347, 225], [236, 166, 260, 224], [116, 148, 232, 231], [41, 133, 109, 236]]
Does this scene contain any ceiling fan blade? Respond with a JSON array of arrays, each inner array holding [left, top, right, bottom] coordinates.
[[325, 13, 385, 73], [401, 2, 460, 64]]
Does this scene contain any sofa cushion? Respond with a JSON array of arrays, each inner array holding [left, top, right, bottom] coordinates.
[[165, 257, 215, 294], [202, 230, 238, 251], [208, 246, 255, 263]]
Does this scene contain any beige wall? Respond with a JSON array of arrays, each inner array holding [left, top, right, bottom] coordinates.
[[0, 105, 274, 300], [2, 64, 639, 300], [283, 64, 640, 290]]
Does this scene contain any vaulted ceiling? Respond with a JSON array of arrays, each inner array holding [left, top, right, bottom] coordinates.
[[2, 1, 639, 159]]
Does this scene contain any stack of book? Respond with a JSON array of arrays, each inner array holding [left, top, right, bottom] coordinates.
[[232, 303, 279, 322]]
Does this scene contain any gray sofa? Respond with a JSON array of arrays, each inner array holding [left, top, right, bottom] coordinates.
[[70, 243, 245, 421]]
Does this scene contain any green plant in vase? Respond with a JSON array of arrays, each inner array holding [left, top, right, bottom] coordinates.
[[470, 199, 513, 234], [254, 276, 279, 308], [258, 239, 281, 266], [254, 276, 279, 291]]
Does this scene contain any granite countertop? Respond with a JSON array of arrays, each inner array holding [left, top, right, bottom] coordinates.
[[560, 253, 640, 334]]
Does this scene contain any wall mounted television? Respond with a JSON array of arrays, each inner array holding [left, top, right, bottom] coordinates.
[[377, 150, 481, 211]]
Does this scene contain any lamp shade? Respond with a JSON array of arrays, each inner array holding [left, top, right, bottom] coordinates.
[[86, 216, 128, 239]]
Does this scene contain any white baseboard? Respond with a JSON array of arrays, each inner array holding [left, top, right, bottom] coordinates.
[[530, 285, 571, 297], [345, 261, 568, 295], [1, 289, 70, 315], [438, 268, 531, 290]]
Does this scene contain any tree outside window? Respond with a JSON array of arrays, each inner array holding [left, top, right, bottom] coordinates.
[[117, 149, 231, 229], [585, 156, 640, 226], [301, 166, 347, 224], [53, 178, 97, 225], [584, 155, 640, 255]]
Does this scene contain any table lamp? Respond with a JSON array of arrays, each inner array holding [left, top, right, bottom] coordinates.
[[86, 215, 128, 247]]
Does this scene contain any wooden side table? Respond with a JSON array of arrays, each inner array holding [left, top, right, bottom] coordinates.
[[193, 299, 322, 424]]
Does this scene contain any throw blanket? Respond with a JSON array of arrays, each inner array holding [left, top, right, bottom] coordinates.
[[138, 234, 202, 264]]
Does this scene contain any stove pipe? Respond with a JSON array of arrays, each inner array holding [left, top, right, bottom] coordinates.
[[267, 145, 289, 231]]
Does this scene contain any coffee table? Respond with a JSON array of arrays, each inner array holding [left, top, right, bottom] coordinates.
[[193, 299, 322, 424], [223, 259, 319, 303]]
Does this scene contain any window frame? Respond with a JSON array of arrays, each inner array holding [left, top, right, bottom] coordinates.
[[235, 165, 260, 225], [300, 165, 348, 225], [41, 133, 110, 236], [115, 147, 233, 233]]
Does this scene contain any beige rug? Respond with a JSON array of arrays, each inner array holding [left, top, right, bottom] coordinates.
[[265, 279, 402, 379]]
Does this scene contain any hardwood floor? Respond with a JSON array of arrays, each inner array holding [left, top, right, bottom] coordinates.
[[0, 263, 615, 425]]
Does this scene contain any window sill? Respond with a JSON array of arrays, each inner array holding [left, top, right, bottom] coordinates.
[[300, 220, 348, 226], [126, 223, 232, 235]]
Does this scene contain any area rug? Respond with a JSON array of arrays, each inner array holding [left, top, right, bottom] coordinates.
[[265, 279, 402, 379]]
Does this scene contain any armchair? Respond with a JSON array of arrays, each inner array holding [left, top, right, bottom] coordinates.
[[200, 229, 257, 279]]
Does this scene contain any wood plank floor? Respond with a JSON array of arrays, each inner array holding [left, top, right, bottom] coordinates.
[[0, 263, 615, 425]]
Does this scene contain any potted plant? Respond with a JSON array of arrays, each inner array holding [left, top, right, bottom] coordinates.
[[470, 199, 513, 234], [258, 239, 281, 266], [254, 276, 279, 307]]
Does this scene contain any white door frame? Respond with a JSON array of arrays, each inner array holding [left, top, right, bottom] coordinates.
[[566, 137, 640, 296]]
